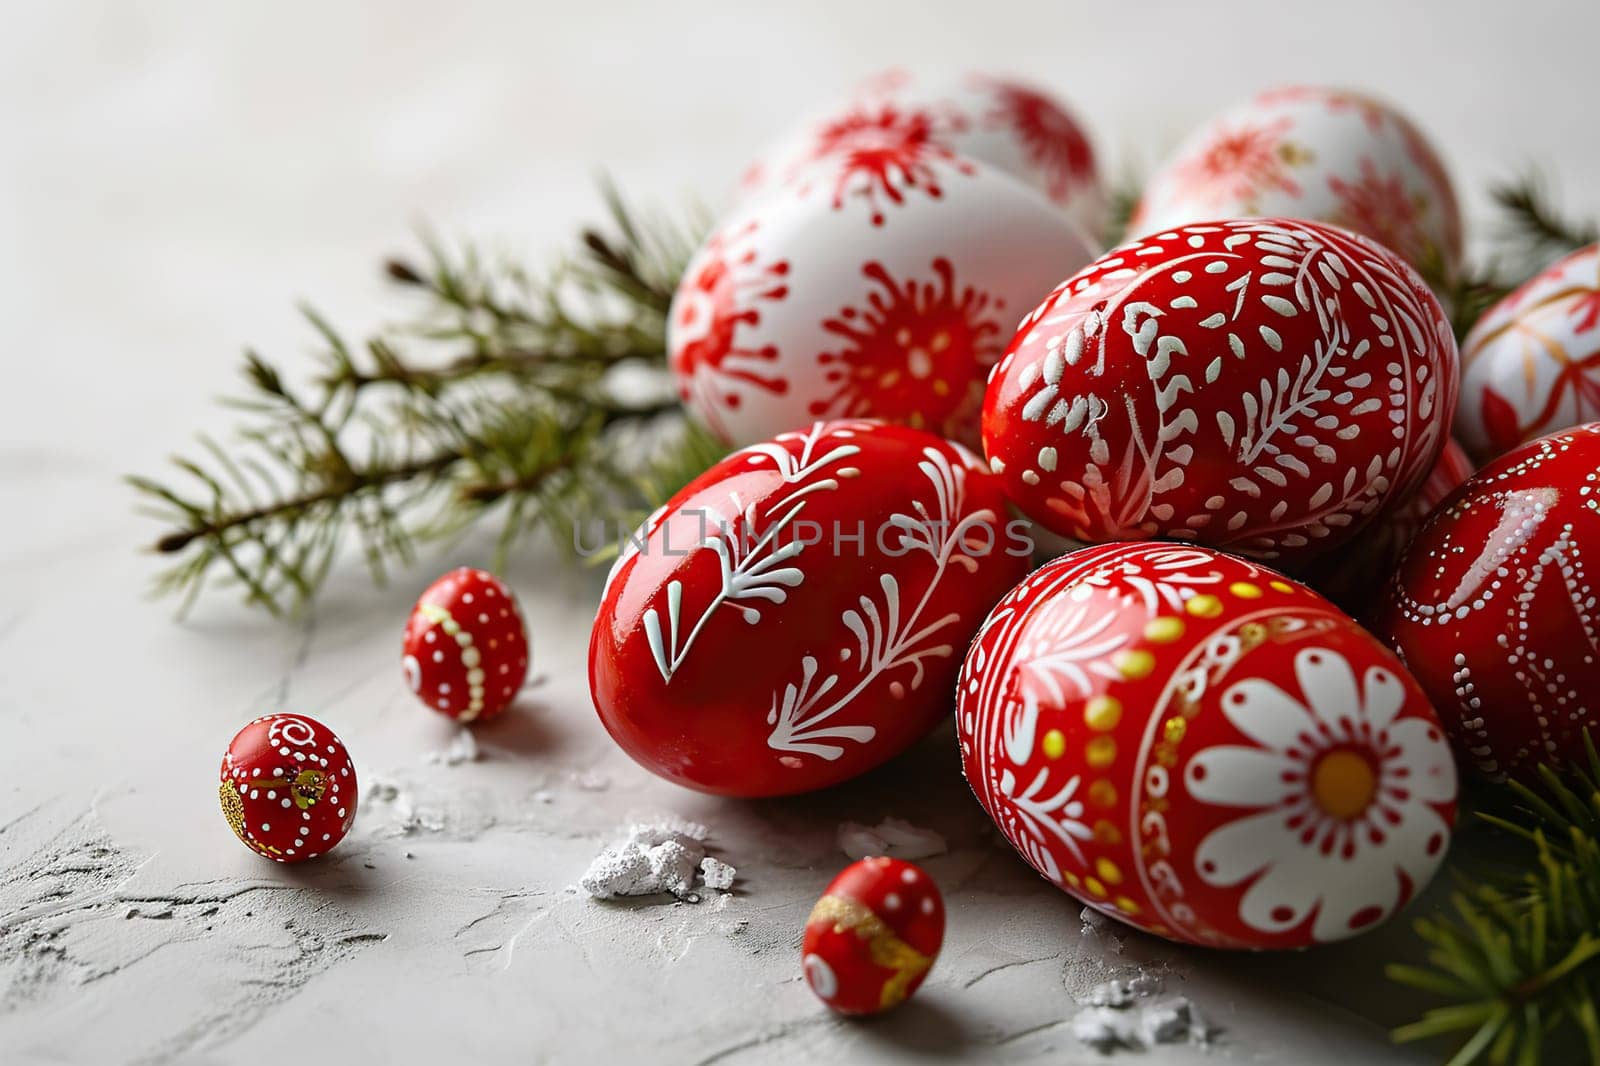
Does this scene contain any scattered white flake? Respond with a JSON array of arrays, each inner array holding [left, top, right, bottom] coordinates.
[[836, 817, 947, 861], [698, 857, 736, 891], [580, 817, 735, 903], [1070, 971, 1213, 1054], [425, 729, 480, 766], [571, 769, 612, 792]]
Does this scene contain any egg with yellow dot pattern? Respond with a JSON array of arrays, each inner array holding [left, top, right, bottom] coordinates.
[[955, 541, 1458, 949]]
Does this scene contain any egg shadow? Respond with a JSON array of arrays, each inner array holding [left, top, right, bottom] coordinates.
[[847, 995, 984, 1059]]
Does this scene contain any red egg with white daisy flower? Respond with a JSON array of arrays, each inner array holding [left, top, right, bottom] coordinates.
[[956, 541, 1457, 948]]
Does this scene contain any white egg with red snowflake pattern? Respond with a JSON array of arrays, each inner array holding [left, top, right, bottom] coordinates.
[[1132, 86, 1461, 272], [671, 156, 1097, 449], [743, 69, 1106, 239]]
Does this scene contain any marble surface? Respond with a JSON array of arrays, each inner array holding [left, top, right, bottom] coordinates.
[[4, 2, 1598, 1063]]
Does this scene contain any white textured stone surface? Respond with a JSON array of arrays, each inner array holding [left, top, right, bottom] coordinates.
[[3, 2, 1597, 1062]]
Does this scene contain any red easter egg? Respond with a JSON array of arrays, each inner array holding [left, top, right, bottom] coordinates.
[[1303, 438, 1475, 617], [589, 420, 1030, 796], [802, 857, 945, 1014], [1374, 423, 1600, 780], [402, 568, 530, 723], [957, 542, 1457, 948], [219, 713, 357, 863], [982, 217, 1458, 570]]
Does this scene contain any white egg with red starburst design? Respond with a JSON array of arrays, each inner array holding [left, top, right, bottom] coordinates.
[[1457, 243, 1600, 464], [1132, 86, 1461, 271], [672, 151, 1097, 449], [956, 542, 1458, 948], [744, 69, 1105, 238]]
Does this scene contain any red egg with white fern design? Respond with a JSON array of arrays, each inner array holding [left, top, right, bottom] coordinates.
[[1131, 86, 1461, 272], [1457, 243, 1600, 464], [589, 421, 1030, 796], [982, 218, 1458, 569], [742, 69, 1105, 238], [1374, 423, 1600, 781], [672, 146, 1097, 449], [956, 542, 1457, 948]]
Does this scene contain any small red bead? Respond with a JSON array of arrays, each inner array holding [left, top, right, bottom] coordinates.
[[402, 568, 530, 723], [802, 857, 945, 1014], [219, 713, 357, 863]]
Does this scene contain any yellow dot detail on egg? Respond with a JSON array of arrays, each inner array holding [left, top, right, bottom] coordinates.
[[1270, 580, 1295, 594], [1095, 858, 1123, 886], [1143, 616, 1185, 643], [1084, 696, 1122, 731], [1064, 871, 1082, 888], [1229, 582, 1263, 599], [1086, 736, 1117, 769], [1115, 896, 1142, 916], [1163, 717, 1187, 744], [1113, 650, 1155, 680], [1311, 750, 1379, 820], [1084, 877, 1108, 898], [1041, 729, 1066, 759], [1184, 594, 1223, 618], [1089, 780, 1119, 808], [1093, 820, 1122, 846]]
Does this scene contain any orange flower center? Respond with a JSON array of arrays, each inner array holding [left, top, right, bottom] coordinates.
[[1310, 750, 1377, 820]]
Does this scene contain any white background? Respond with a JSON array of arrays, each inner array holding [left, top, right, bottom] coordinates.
[[2, 2, 1596, 1063]]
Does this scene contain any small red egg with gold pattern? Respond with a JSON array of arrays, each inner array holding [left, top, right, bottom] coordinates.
[[802, 857, 945, 1014], [402, 568, 530, 723], [957, 542, 1458, 948], [219, 713, 357, 863]]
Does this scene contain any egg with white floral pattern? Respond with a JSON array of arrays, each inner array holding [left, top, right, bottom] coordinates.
[[1131, 86, 1461, 272], [743, 68, 1106, 238], [956, 541, 1457, 948], [590, 420, 1030, 796]]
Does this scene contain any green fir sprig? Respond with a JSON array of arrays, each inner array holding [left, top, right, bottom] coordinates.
[[129, 183, 722, 617], [1390, 734, 1600, 1065]]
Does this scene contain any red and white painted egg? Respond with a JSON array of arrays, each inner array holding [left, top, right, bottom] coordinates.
[[982, 217, 1458, 569], [219, 713, 358, 863], [1132, 86, 1462, 272], [1303, 438, 1476, 617], [672, 143, 1097, 449], [1375, 423, 1600, 780], [589, 420, 1029, 796], [402, 568, 529, 723], [957, 542, 1457, 948], [1457, 243, 1600, 464], [802, 856, 945, 1015], [744, 68, 1105, 237]]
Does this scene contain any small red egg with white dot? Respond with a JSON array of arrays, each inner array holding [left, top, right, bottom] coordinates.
[[402, 568, 530, 723], [219, 713, 357, 863], [802, 857, 945, 1014]]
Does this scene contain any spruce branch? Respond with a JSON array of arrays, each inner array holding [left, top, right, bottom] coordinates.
[[130, 185, 720, 617], [1390, 734, 1600, 1065]]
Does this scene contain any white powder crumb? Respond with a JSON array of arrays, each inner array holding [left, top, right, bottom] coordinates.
[[531, 790, 554, 805], [580, 817, 734, 903], [1079, 905, 1125, 955], [368, 780, 400, 803], [1069, 994, 1213, 1054], [571, 770, 612, 792], [426, 730, 480, 766], [699, 857, 736, 891], [837, 817, 948, 861]]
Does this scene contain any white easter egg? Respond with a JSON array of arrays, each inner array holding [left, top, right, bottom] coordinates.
[[1132, 86, 1462, 272], [743, 69, 1106, 240], [671, 154, 1097, 448]]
